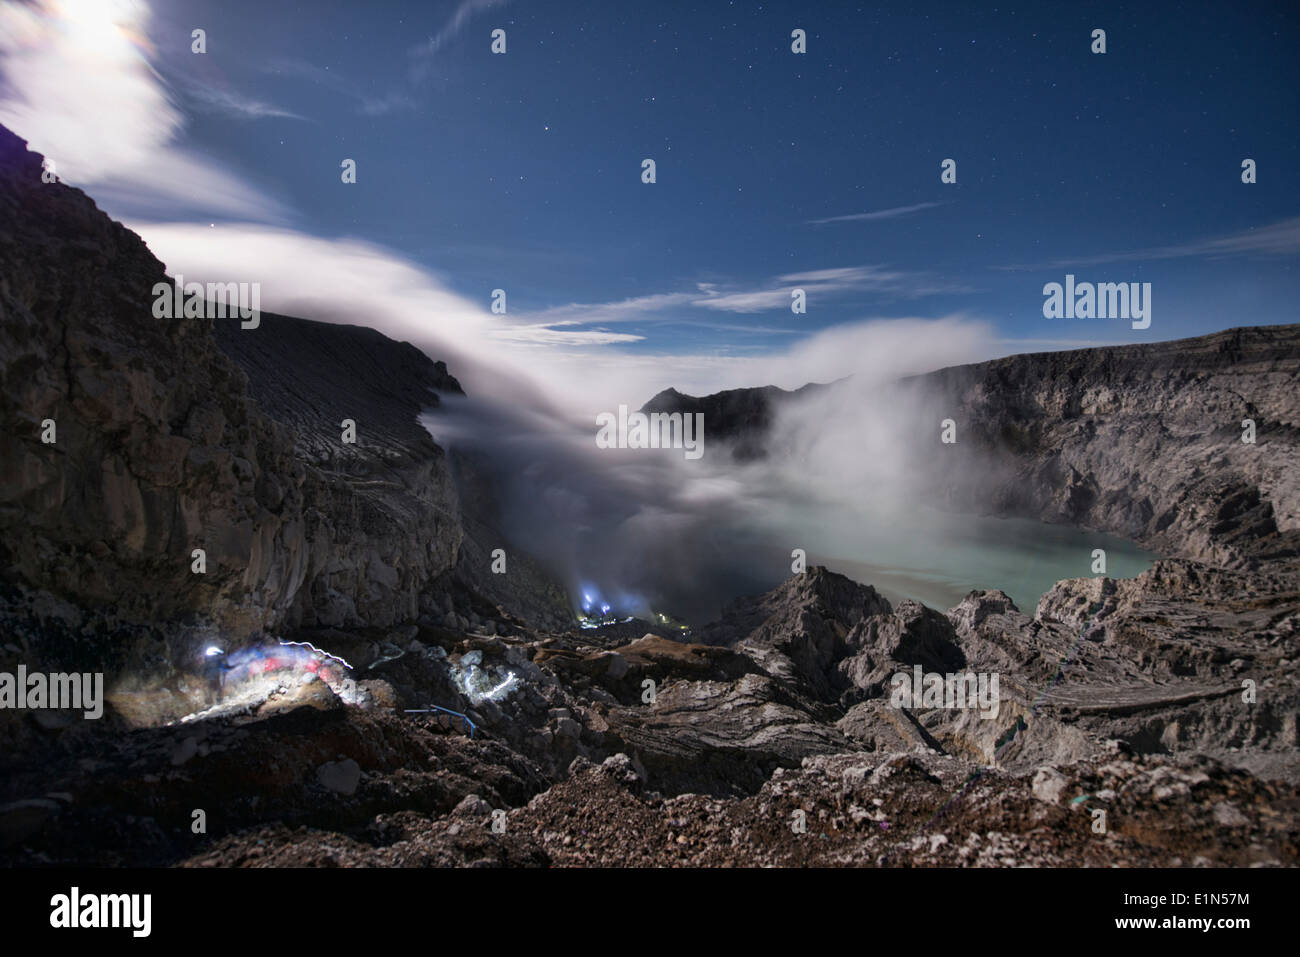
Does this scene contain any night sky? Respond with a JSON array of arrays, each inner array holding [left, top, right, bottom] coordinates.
[[3, 0, 1297, 367]]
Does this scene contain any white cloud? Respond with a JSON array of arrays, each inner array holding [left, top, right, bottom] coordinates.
[[995, 216, 1300, 271], [410, 0, 513, 75], [0, 0, 289, 222], [805, 202, 943, 225], [263, 57, 416, 117], [491, 323, 646, 346], [518, 314, 997, 418], [182, 84, 307, 121], [359, 91, 418, 116], [527, 292, 699, 326], [0, 0, 176, 179], [691, 264, 972, 313], [129, 221, 662, 399], [691, 288, 795, 313], [778, 265, 903, 284], [129, 220, 998, 421]]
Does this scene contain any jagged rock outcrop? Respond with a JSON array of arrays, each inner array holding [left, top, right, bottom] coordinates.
[[0, 124, 465, 670], [213, 311, 573, 634], [212, 310, 464, 630], [641, 383, 824, 460], [1, 125, 301, 647], [697, 568, 967, 708]]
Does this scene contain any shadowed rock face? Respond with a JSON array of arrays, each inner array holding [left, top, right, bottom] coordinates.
[[211, 310, 465, 631], [695, 568, 965, 706], [1, 125, 301, 649], [641, 383, 825, 460], [646, 327, 1300, 567], [914, 329, 1300, 568], [213, 310, 463, 467], [0, 124, 465, 669], [211, 305, 573, 634]]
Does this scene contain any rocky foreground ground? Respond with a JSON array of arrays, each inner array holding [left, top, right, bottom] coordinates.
[[2, 563, 1296, 867]]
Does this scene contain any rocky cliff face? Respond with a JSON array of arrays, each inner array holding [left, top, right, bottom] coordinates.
[[211, 310, 464, 631], [645, 326, 1300, 568], [444, 445, 577, 633], [0, 124, 464, 671], [917, 328, 1300, 568], [641, 383, 824, 461]]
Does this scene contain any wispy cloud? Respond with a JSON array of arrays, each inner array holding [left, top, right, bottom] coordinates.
[[359, 91, 419, 116], [182, 83, 307, 121], [995, 217, 1300, 271], [778, 266, 901, 284], [670, 319, 802, 336], [490, 322, 646, 347], [694, 265, 974, 313], [526, 292, 699, 326], [263, 57, 417, 117], [805, 201, 943, 226], [511, 265, 976, 337], [691, 288, 795, 313], [411, 0, 513, 77], [506, 290, 805, 345]]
